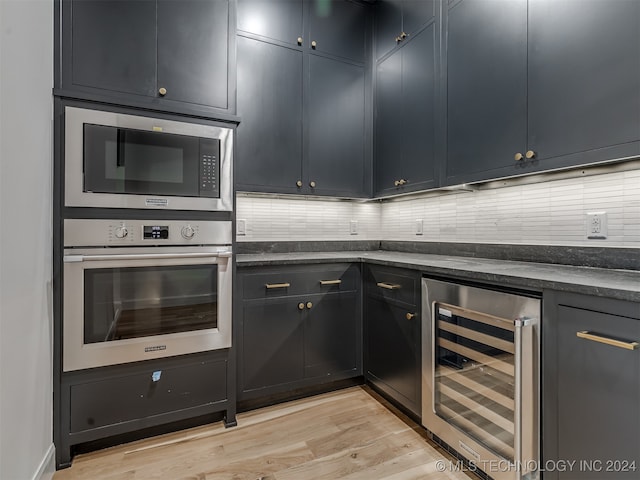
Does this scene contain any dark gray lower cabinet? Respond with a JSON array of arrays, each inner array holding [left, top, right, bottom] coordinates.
[[364, 265, 421, 417], [237, 264, 362, 401], [543, 291, 640, 479], [58, 350, 234, 467]]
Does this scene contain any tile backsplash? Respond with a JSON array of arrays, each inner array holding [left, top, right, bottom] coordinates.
[[236, 168, 640, 248]]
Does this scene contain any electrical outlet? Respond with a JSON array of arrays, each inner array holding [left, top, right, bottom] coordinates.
[[415, 219, 424, 235], [236, 219, 246, 236], [586, 212, 607, 239], [350, 220, 358, 235]]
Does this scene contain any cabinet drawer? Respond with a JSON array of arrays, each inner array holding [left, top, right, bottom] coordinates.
[[365, 265, 419, 306], [69, 359, 227, 433], [241, 264, 359, 299]]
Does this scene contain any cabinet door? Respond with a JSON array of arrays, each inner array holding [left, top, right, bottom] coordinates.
[[375, 0, 403, 60], [304, 292, 360, 378], [528, 0, 640, 165], [307, 55, 366, 196], [308, 0, 367, 63], [402, 0, 436, 37], [236, 37, 303, 193], [240, 299, 304, 393], [365, 296, 420, 415], [400, 24, 437, 191], [374, 49, 403, 194], [544, 297, 640, 479], [70, 0, 157, 96], [237, 0, 303, 46], [446, 0, 527, 184], [157, 0, 229, 109]]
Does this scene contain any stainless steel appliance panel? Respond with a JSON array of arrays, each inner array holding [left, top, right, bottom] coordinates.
[[62, 219, 232, 372], [422, 278, 540, 480], [64, 106, 233, 211]]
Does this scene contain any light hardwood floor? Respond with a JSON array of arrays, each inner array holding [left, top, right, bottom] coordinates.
[[54, 386, 476, 480]]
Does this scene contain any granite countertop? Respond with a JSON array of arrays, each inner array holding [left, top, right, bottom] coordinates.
[[236, 250, 640, 302]]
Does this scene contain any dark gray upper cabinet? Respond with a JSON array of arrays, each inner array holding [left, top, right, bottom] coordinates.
[[236, 0, 303, 46], [528, 0, 640, 168], [307, 55, 366, 196], [308, 0, 367, 63], [60, 0, 234, 117], [375, 24, 438, 196], [70, 0, 157, 97], [445, 0, 640, 186], [236, 0, 371, 197], [375, 0, 436, 60], [157, 0, 229, 109], [446, 0, 528, 185], [236, 36, 303, 193], [543, 291, 640, 480]]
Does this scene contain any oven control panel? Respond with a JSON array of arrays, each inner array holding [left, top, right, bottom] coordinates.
[[63, 219, 232, 247]]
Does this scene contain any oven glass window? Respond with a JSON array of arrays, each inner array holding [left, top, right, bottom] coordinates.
[[83, 124, 200, 196], [83, 265, 218, 344], [433, 302, 516, 461]]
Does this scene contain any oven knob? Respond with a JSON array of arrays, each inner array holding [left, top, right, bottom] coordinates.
[[181, 225, 196, 239], [114, 226, 128, 239]]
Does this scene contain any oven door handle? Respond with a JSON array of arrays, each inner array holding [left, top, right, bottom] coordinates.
[[63, 251, 232, 263]]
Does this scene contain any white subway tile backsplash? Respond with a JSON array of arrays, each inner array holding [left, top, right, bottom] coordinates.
[[237, 167, 640, 247]]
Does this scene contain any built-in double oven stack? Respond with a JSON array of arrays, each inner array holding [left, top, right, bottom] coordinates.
[[55, 102, 236, 467]]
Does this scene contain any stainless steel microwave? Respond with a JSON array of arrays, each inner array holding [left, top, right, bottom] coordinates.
[[64, 106, 233, 211]]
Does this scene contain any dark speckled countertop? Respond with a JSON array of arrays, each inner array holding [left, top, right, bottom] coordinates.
[[237, 251, 640, 302]]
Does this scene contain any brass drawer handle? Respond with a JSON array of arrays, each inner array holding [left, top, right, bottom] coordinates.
[[265, 283, 291, 289], [406, 313, 416, 320], [576, 331, 639, 351], [377, 282, 401, 290], [320, 279, 342, 286]]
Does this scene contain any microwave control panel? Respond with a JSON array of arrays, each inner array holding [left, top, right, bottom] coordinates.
[[199, 139, 220, 198]]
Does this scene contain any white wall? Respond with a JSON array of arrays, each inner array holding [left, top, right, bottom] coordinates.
[[0, 1, 55, 479], [237, 167, 640, 248]]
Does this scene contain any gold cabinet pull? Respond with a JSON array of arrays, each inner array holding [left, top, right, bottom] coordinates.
[[306, 302, 313, 309], [311, 40, 317, 48], [406, 313, 416, 320], [298, 302, 305, 310], [320, 279, 342, 286], [265, 283, 290, 289], [514, 152, 524, 161], [400, 31, 407, 40], [576, 331, 639, 351], [158, 87, 167, 96], [297, 37, 303, 46], [296, 180, 303, 187], [394, 180, 401, 186], [377, 282, 401, 290], [309, 181, 316, 188], [525, 150, 536, 159]]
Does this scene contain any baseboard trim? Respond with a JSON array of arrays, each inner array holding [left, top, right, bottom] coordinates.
[[32, 444, 55, 480]]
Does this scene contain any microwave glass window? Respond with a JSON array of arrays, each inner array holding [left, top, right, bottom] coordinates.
[[83, 264, 218, 344], [104, 139, 184, 184], [83, 124, 202, 197]]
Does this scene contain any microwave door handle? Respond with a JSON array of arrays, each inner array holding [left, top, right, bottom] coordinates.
[[63, 251, 231, 262], [116, 129, 125, 167]]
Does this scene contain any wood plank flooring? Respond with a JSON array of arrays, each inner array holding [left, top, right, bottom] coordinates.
[[53, 386, 476, 480]]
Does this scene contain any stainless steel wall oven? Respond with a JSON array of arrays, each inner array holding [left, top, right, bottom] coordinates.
[[64, 106, 233, 211], [63, 219, 232, 372], [422, 278, 540, 480]]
